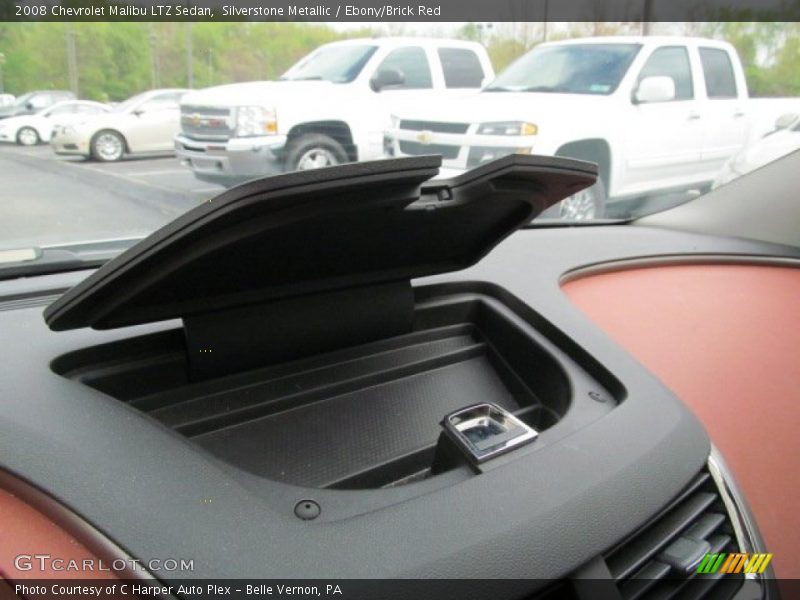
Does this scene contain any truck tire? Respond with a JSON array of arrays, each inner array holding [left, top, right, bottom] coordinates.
[[285, 134, 348, 172], [558, 179, 606, 220], [16, 127, 40, 146], [90, 130, 126, 162]]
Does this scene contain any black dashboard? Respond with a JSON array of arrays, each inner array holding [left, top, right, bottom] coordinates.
[[0, 156, 790, 598]]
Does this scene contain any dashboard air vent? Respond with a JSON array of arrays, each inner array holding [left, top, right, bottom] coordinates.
[[604, 469, 744, 600]]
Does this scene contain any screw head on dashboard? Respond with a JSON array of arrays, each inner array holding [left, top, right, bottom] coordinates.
[[588, 391, 607, 403], [294, 499, 321, 520]]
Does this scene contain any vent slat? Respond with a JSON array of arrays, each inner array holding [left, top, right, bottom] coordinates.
[[620, 561, 671, 600], [0, 294, 61, 312], [607, 491, 718, 580], [605, 473, 710, 560], [605, 469, 744, 600], [681, 512, 726, 541], [673, 534, 738, 600], [635, 534, 733, 600]]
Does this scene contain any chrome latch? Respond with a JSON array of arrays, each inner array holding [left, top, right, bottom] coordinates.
[[442, 403, 538, 465]]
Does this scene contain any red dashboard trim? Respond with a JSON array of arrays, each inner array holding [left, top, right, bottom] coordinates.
[[563, 262, 800, 578]]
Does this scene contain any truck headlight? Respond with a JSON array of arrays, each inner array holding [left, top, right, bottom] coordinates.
[[236, 106, 278, 137], [477, 121, 538, 136]]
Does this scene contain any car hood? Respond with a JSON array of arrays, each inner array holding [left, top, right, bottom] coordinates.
[[0, 114, 35, 129], [0, 106, 24, 119], [394, 91, 608, 123], [181, 80, 340, 108], [70, 111, 137, 130]]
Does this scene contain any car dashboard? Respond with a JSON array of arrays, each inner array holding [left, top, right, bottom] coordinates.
[[0, 156, 792, 599]]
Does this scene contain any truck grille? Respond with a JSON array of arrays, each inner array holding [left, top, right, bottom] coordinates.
[[399, 120, 469, 134], [180, 105, 235, 141], [399, 140, 460, 160]]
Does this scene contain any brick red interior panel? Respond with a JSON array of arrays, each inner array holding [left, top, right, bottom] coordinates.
[[0, 487, 116, 581], [562, 263, 800, 578]]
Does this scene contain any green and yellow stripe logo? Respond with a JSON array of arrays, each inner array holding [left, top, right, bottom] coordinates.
[[696, 552, 773, 574]]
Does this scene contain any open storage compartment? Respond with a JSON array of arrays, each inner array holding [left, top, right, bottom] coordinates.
[[46, 154, 600, 490], [53, 291, 572, 489]]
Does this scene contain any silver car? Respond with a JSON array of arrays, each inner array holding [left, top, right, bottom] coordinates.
[[51, 89, 189, 162]]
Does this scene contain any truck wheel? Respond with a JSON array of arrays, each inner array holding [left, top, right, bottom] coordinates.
[[16, 127, 40, 146], [90, 130, 125, 162], [558, 179, 606, 220], [285, 134, 348, 172]]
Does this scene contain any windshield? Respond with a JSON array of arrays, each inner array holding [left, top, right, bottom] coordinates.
[[1, 21, 799, 271], [486, 43, 641, 94], [111, 92, 151, 113], [282, 45, 378, 83], [12, 92, 34, 107]]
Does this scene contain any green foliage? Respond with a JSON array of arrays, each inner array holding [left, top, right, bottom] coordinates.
[[669, 22, 798, 97], [0, 22, 374, 100], [486, 37, 528, 73], [1, 22, 799, 100], [457, 23, 481, 43]]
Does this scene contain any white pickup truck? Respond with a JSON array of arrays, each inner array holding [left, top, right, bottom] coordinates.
[[176, 37, 493, 186], [385, 36, 767, 219]]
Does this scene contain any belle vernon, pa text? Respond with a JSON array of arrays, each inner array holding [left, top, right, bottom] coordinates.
[[16, 584, 344, 597]]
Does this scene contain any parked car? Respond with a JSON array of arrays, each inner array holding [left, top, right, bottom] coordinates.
[[0, 90, 75, 120], [0, 100, 110, 146], [175, 37, 494, 186], [50, 89, 188, 161], [714, 112, 800, 187], [385, 36, 790, 219]]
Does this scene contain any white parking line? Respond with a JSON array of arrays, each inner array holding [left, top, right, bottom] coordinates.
[[112, 168, 190, 177]]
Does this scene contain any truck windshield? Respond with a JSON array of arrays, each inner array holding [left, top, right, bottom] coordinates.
[[486, 43, 642, 95], [282, 45, 378, 83], [12, 92, 35, 107], [112, 92, 151, 113]]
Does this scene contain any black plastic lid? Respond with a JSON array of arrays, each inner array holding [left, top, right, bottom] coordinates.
[[44, 154, 596, 331]]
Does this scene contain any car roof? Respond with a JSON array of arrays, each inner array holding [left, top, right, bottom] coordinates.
[[542, 35, 734, 50], [321, 37, 485, 51], [48, 100, 109, 109]]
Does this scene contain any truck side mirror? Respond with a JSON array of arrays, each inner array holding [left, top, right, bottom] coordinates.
[[633, 76, 676, 104], [774, 113, 799, 130], [370, 69, 405, 92]]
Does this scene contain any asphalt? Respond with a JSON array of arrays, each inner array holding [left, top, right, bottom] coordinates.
[[0, 144, 224, 250], [0, 142, 698, 252]]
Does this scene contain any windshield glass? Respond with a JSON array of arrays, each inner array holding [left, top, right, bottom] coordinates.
[[111, 92, 150, 113], [282, 44, 378, 83], [0, 21, 798, 269], [12, 92, 34, 107], [486, 43, 641, 94]]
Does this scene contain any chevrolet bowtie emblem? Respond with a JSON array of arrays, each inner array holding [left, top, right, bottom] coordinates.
[[190, 113, 201, 127], [416, 130, 433, 145]]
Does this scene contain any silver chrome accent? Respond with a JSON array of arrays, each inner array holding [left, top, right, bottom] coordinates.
[[442, 403, 537, 465], [707, 445, 775, 581], [180, 105, 235, 141], [559, 254, 800, 286]]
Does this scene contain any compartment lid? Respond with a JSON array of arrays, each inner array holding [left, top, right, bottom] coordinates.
[[44, 154, 596, 331]]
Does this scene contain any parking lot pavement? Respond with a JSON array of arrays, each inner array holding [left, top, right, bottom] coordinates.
[[3, 144, 224, 204], [0, 144, 224, 250]]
